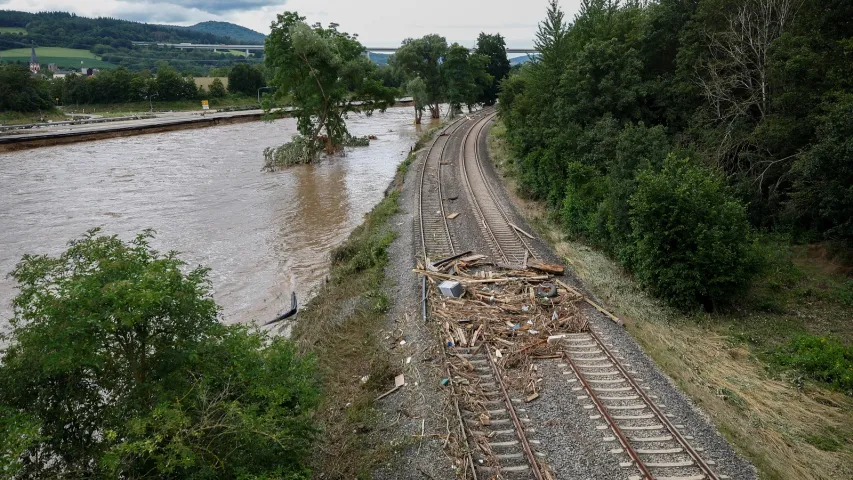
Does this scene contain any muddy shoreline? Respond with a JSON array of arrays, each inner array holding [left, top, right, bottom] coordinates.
[[0, 101, 416, 153]]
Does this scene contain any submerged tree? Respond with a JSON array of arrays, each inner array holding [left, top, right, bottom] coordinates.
[[406, 76, 428, 124], [392, 34, 449, 120], [264, 11, 395, 165], [444, 44, 492, 114]]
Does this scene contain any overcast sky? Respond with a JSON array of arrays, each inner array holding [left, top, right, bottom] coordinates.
[[0, 0, 584, 47]]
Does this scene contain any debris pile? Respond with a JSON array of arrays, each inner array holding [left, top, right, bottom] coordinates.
[[415, 253, 589, 392]]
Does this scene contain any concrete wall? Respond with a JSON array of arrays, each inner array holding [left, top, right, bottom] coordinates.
[[194, 77, 229, 91]]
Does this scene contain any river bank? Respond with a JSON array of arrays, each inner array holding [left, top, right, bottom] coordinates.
[[0, 100, 416, 152]]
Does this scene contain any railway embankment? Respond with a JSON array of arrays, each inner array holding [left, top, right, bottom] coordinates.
[[487, 119, 853, 479]]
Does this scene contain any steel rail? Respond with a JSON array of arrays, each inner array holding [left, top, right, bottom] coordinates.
[[459, 111, 536, 265], [471, 113, 539, 261], [560, 349, 654, 479], [458, 111, 511, 264], [417, 114, 469, 260], [417, 112, 482, 480], [485, 347, 546, 480], [585, 329, 721, 480]]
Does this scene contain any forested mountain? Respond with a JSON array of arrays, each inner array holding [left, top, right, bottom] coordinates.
[[0, 11, 259, 51], [0, 11, 265, 73], [188, 21, 265, 43]]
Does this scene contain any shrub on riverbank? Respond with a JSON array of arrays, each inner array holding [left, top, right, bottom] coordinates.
[[0, 229, 319, 479], [262, 134, 372, 171]]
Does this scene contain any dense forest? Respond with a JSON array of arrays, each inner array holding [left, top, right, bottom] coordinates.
[[0, 62, 267, 110], [499, 0, 853, 310], [188, 21, 265, 43], [0, 11, 248, 49]]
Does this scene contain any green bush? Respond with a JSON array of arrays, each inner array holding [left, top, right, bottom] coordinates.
[[561, 161, 607, 240], [208, 77, 227, 98], [0, 230, 319, 479], [629, 155, 759, 310], [772, 335, 853, 393]]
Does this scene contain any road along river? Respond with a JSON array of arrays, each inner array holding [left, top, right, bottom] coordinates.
[[0, 106, 430, 332]]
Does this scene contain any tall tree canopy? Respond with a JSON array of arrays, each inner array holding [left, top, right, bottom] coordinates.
[[499, 0, 853, 309], [0, 230, 319, 479], [392, 34, 448, 120], [0, 64, 53, 112], [227, 63, 265, 96], [265, 12, 395, 155], [474, 32, 511, 106]]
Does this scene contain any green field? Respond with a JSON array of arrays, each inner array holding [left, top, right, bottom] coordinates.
[[0, 27, 27, 35], [0, 47, 114, 69]]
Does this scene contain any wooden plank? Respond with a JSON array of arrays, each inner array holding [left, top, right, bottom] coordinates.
[[510, 222, 535, 239], [527, 259, 565, 275], [446, 212, 460, 219]]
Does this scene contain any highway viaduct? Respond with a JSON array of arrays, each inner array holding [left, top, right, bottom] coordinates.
[[131, 42, 538, 56]]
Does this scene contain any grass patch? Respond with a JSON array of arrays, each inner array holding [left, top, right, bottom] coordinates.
[[0, 109, 66, 126], [488, 119, 853, 479], [0, 47, 115, 69], [290, 191, 400, 478], [61, 96, 260, 115], [771, 335, 853, 393]]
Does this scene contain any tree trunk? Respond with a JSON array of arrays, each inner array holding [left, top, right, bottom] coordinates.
[[414, 105, 422, 124], [430, 103, 440, 119]]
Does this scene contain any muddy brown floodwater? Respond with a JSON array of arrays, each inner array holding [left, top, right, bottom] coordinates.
[[0, 107, 431, 332]]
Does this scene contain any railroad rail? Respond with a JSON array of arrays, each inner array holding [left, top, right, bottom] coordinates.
[[417, 114, 467, 262], [559, 329, 723, 480], [418, 111, 546, 479], [459, 112, 538, 265], [419, 109, 720, 479]]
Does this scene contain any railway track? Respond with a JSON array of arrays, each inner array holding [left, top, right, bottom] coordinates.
[[460, 112, 538, 265], [559, 329, 723, 480], [420, 110, 720, 479], [419, 111, 547, 479]]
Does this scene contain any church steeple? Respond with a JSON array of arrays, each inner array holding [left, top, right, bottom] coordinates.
[[29, 42, 40, 75]]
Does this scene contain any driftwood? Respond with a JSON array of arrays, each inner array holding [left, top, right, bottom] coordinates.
[[527, 259, 565, 275]]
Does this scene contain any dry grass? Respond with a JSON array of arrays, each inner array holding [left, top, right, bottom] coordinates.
[[487, 121, 853, 480]]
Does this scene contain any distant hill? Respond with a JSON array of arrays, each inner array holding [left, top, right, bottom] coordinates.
[[367, 52, 391, 66], [510, 54, 537, 66], [0, 10, 237, 50], [188, 21, 265, 43]]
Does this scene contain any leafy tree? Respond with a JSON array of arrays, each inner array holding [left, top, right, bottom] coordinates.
[[0, 230, 319, 479], [788, 95, 853, 245], [265, 12, 395, 155], [0, 64, 52, 112], [443, 43, 476, 114], [474, 32, 511, 106], [629, 156, 759, 310], [208, 77, 227, 98], [227, 62, 265, 96], [154, 63, 198, 101], [407, 76, 428, 124], [392, 34, 448, 119]]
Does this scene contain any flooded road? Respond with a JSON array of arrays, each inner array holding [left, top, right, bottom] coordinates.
[[0, 106, 428, 330]]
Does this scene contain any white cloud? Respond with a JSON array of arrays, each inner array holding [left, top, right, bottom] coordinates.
[[4, 0, 585, 46]]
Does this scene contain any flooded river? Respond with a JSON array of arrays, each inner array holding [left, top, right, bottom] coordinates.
[[0, 107, 428, 330]]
